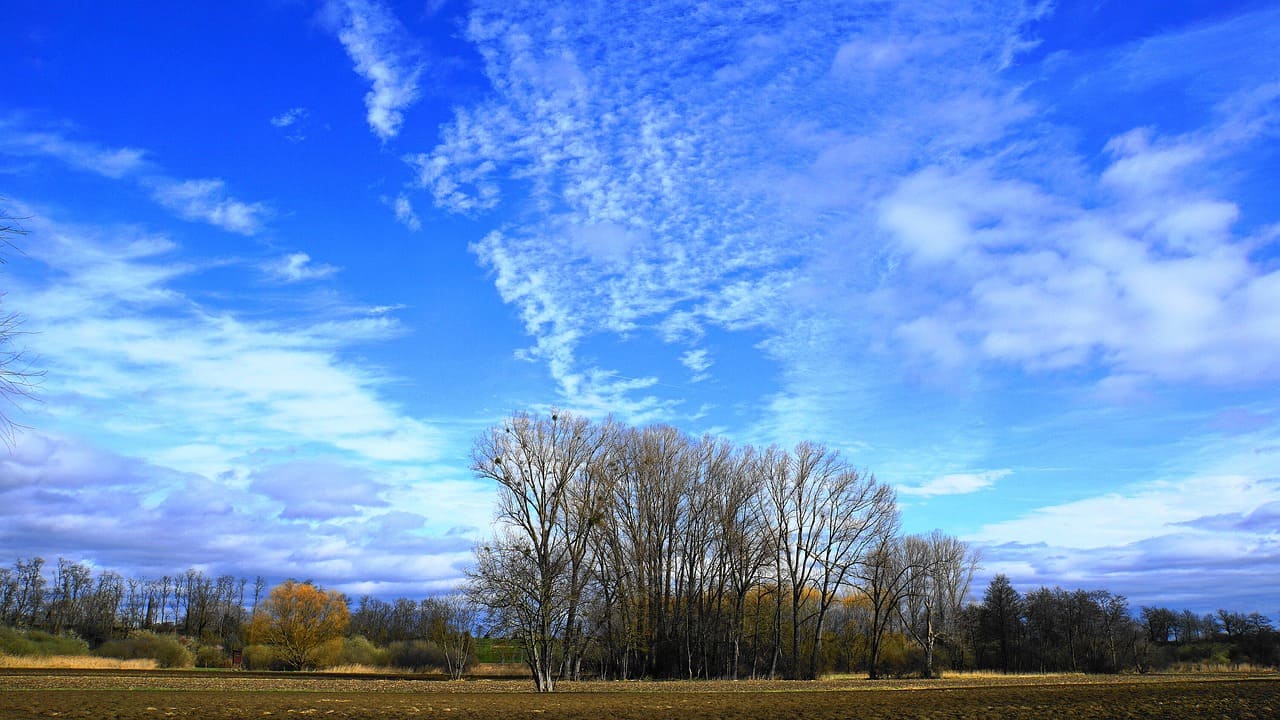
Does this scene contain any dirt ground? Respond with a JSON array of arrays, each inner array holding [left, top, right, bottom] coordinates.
[[2, 669, 1276, 719]]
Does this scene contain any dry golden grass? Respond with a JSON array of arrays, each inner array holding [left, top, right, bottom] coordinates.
[[319, 663, 415, 675], [941, 669, 1088, 679], [1168, 661, 1270, 673], [0, 654, 157, 670], [470, 662, 529, 677]]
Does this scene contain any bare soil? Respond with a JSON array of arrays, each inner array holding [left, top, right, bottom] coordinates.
[[1, 669, 1275, 719]]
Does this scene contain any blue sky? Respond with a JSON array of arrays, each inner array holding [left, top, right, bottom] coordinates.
[[2, 0, 1278, 613]]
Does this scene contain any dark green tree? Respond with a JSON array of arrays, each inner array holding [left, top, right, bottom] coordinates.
[[980, 574, 1023, 673]]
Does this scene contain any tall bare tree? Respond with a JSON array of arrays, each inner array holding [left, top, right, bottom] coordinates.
[[468, 410, 610, 692], [766, 442, 896, 678], [899, 531, 976, 677], [0, 209, 41, 446]]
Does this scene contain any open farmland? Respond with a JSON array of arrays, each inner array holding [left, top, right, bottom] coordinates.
[[1, 670, 1276, 719]]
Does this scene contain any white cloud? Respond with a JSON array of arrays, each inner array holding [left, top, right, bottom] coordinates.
[[269, 107, 310, 141], [971, 468, 1280, 610], [878, 94, 1280, 388], [680, 349, 712, 382], [0, 126, 148, 178], [898, 469, 1010, 497], [264, 252, 340, 283], [8, 207, 441, 473], [270, 107, 308, 128], [249, 460, 389, 520], [410, 0, 1280, 468], [326, 0, 423, 141], [392, 193, 421, 231], [150, 178, 269, 235], [0, 239, 452, 581], [0, 431, 484, 591], [0, 122, 273, 236]]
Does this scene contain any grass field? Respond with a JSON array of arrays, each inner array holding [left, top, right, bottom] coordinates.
[[1, 669, 1275, 719]]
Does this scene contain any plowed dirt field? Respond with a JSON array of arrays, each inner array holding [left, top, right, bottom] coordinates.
[[2, 669, 1275, 719]]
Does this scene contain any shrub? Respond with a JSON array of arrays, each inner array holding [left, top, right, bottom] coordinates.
[[96, 631, 193, 669], [387, 640, 446, 671], [339, 635, 389, 667], [195, 644, 228, 668], [242, 644, 279, 671], [0, 627, 90, 657]]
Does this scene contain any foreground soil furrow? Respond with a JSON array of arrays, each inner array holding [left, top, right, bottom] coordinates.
[[0, 672, 1275, 720]]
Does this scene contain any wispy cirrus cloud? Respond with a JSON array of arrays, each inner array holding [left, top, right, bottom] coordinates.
[[413, 1, 1280, 434], [407, 0, 1280, 608], [270, 107, 308, 129], [151, 178, 269, 235], [270, 107, 310, 142], [898, 469, 1010, 498], [389, 193, 421, 231], [7, 204, 438, 470], [0, 120, 271, 235], [0, 126, 147, 178], [324, 0, 423, 142]]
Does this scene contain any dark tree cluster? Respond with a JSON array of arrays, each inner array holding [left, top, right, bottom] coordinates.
[[957, 574, 1279, 673]]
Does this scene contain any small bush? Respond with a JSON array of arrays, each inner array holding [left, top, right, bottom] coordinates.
[[242, 644, 279, 671], [96, 631, 193, 669], [387, 640, 446, 671], [0, 627, 90, 657], [339, 635, 389, 667], [195, 644, 228, 668]]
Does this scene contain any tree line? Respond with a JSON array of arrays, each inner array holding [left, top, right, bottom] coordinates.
[[467, 411, 979, 690], [0, 559, 474, 674], [966, 574, 1279, 673], [0, 557, 262, 649]]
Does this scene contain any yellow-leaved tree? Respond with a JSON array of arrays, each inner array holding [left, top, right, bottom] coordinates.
[[248, 580, 349, 670]]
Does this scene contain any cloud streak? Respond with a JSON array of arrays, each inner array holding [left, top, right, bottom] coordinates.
[[898, 469, 1010, 498], [8, 206, 439, 470], [326, 0, 423, 142], [1, 120, 271, 236], [151, 178, 269, 235]]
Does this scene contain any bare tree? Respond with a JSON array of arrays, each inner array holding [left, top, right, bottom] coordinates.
[[714, 444, 771, 679], [766, 442, 896, 678], [601, 424, 692, 678], [855, 534, 917, 679], [899, 531, 976, 677], [468, 410, 610, 692], [0, 209, 41, 446], [423, 595, 477, 680]]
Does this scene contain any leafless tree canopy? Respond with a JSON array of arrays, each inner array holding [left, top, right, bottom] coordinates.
[[0, 208, 41, 447], [467, 410, 978, 688]]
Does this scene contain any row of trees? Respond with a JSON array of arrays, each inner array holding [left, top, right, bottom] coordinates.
[[970, 575, 1138, 673], [967, 574, 1280, 672], [0, 558, 265, 648], [0, 559, 476, 675], [467, 411, 979, 690]]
